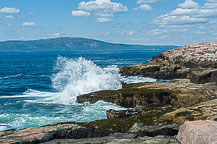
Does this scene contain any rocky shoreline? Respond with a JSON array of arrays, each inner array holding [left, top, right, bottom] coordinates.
[[1, 42, 217, 144]]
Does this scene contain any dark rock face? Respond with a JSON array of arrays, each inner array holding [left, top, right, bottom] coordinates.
[[119, 64, 188, 80], [190, 69, 217, 84], [78, 79, 217, 108], [77, 88, 173, 108]]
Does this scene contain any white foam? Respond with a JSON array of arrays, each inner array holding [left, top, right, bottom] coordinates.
[[121, 76, 156, 84], [0, 74, 22, 80], [0, 89, 58, 99], [0, 126, 7, 131], [44, 57, 122, 105]]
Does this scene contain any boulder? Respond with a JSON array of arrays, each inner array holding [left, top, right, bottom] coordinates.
[[177, 120, 217, 144], [0, 123, 88, 144]]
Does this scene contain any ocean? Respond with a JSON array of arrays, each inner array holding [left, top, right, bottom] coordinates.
[[0, 48, 174, 131]]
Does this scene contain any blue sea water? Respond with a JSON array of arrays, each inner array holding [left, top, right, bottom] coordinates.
[[0, 49, 173, 131]]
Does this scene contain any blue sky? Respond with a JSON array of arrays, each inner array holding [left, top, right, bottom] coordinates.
[[0, 0, 216, 45]]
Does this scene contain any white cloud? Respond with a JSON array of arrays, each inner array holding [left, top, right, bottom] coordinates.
[[178, 0, 199, 9], [206, 0, 217, 2], [71, 0, 128, 22], [204, 2, 217, 9], [137, 0, 160, 4], [4, 15, 14, 19], [71, 10, 90, 17], [135, 0, 158, 12], [0, 7, 20, 14], [153, 0, 217, 26], [78, 0, 128, 15], [135, 4, 153, 11], [22, 21, 36, 27], [95, 17, 113, 22], [153, 15, 208, 25]]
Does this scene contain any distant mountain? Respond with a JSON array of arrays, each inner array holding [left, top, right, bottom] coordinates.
[[0, 37, 179, 51]]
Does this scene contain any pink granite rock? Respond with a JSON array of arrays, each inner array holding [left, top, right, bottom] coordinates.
[[177, 120, 217, 144]]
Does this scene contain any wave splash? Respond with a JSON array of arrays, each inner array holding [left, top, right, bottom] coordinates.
[[43, 57, 122, 105]]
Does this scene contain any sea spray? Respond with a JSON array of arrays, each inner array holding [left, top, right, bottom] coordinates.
[[47, 57, 122, 105]]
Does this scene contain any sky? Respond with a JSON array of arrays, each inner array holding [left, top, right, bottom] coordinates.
[[0, 0, 217, 45]]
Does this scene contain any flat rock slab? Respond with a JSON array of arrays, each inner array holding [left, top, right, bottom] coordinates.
[[43, 133, 179, 144], [0, 123, 88, 144], [177, 120, 217, 144]]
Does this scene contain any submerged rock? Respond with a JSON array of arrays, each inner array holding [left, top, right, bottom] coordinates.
[[177, 120, 217, 144]]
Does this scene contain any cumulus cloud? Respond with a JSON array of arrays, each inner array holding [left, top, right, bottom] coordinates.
[[178, 0, 199, 9], [134, 4, 153, 11], [71, 10, 90, 17], [135, 0, 159, 11], [22, 21, 36, 26], [153, 0, 217, 26], [0, 7, 20, 13], [71, 0, 128, 22]]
